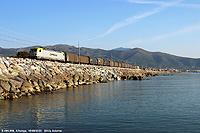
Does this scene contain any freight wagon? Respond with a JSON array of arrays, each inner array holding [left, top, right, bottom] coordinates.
[[121, 63, 125, 68], [80, 55, 89, 64], [110, 60, 114, 67], [103, 60, 110, 66], [124, 63, 128, 68], [119, 62, 122, 68], [65, 52, 79, 63], [97, 58, 104, 66], [104, 60, 114, 67], [114, 61, 119, 67], [132, 65, 136, 69], [129, 64, 133, 68], [89, 57, 98, 65]]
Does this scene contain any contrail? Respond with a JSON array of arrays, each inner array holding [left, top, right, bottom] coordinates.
[[83, 7, 163, 43], [82, 0, 183, 43], [127, 0, 168, 5]]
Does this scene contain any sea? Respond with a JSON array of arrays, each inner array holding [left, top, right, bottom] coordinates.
[[1, 73, 200, 133]]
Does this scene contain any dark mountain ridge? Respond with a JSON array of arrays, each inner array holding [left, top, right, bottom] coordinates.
[[0, 44, 199, 69]]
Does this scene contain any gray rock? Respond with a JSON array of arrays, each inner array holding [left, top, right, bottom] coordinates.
[[18, 72, 27, 80], [0, 74, 8, 80], [38, 80, 44, 89], [20, 81, 33, 93], [9, 79, 23, 89], [0, 80, 10, 92], [32, 81, 39, 87], [3, 60, 10, 68], [0, 95, 5, 100], [67, 79, 74, 88], [0, 86, 3, 93], [0, 56, 151, 100], [34, 86, 41, 93], [57, 83, 67, 89], [101, 78, 109, 83], [44, 84, 53, 92], [0, 68, 2, 75], [7, 93, 18, 99], [1, 66, 9, 75]]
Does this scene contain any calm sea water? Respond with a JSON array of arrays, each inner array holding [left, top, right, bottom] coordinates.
[[1, 73, 200, 133]]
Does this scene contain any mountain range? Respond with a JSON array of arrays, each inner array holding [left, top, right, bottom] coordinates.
[[112, 47, 131, 51], [0, 44, 200, 69]]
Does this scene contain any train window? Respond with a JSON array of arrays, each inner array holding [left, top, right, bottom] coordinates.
[[39, 49, 41, 52]]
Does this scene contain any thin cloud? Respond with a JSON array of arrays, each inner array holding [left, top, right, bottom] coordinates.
[[128, 0, 200, 9], [176, 3, 200, 9], [127, 0, 170, 6], [121, 24, 200, 47], [82, 0, 183, 43], [152, 24, 200, 41], [83, 7, 163, 43], [97, 7, 162, 38]]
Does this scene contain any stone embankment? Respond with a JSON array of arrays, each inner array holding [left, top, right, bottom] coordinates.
[[0, 57, 159, 100]]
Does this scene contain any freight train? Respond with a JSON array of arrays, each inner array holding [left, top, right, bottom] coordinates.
[[29, 47, 136, 69]]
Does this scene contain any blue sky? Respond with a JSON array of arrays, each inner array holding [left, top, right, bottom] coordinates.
[[1, 0, 200, 58]]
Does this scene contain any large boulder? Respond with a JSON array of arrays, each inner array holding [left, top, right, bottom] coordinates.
[[83, 74, 89, 82], [20, 81, 33, 93], [6, 93, 18, 99], [29, 74, 40, 82], [0, 86, 3, 93], [73, 74, 79, 86], [0, 74, 8, 80], [44, 84, 53, 92], [78, 75, 84, 85], [93, 75, 100, 83], [9, 79, 23, 90], [12, 64, 25, 73], [51, 75, 63, 83], [7, 67, 19, 76], [34, 86, 41, 93], [31, 81, 41, 93], [0, 94, 5, 100], [18, 72, 28, 81], [38, 80, 44, 89], [0, 64, 9, 75], [3, 60, 10, 68], [99, 77, 109, 83], [56, 82, 67, 90], [0, 67, 2, 75], [67, 79, 74, 88], [0, 80, 10, 92]]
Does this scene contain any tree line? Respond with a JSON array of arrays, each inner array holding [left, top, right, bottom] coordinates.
[[10, 51, 30, 58]]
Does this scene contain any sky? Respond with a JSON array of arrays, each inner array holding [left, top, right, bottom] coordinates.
[[0, 0, 200, 58]]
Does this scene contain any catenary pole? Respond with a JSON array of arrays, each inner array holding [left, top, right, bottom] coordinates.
[[78, 42, 80, 65]]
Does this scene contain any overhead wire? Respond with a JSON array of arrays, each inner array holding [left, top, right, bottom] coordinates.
[[0, 37, 41, 46], [0, 27, 54, 44], [0, 34, 42, 45], [0, 27, 56, 47]]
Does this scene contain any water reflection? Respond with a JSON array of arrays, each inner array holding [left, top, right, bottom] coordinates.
[[1, 74, 200, 132], [0, 81, 148, 130]]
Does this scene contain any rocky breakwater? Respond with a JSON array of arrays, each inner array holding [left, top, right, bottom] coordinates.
[[0, 57, 156, 100]]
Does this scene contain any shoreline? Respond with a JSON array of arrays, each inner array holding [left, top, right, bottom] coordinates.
[[0, 57, 162, 100]]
